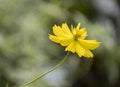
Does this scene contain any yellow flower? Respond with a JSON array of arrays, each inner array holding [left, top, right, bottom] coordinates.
[[49, 23, 101, 58]]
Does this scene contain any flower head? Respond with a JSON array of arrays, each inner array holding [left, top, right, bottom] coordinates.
[[49, 23, 101, 58]]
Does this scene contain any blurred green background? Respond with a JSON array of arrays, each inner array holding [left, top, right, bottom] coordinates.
[[0, 0, 120, 87]]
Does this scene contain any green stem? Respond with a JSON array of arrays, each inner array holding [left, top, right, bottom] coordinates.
[[19, 52, 70, 87]]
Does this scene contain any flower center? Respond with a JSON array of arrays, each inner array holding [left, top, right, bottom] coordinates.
[[74, 34, 80, 41]]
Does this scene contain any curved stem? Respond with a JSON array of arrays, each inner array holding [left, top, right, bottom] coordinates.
[[19, 52, 70, 87]]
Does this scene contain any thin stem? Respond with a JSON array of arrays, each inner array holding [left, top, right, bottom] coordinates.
[[19, 52, 70, 87]]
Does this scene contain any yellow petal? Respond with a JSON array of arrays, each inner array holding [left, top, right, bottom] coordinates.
[[83, 49, 93, 58], [62, 23, 73, 36], [53, 25, 64, 37], [49, 34, 60, 43], [53, 24, 73, 38], [65, 41, 76, 53], [76, 23, 81, 29], [59, 37, 73, 46], [79, 28, 87, 39], [78, 40, 101, 50], [76, 42, 85, 57], [72, 28, 77, 36], [76, 42, 93, 58], [71, 25, 73, 30]]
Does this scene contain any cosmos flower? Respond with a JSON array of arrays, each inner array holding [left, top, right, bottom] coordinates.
[[49, 23, 101, 58]]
